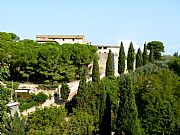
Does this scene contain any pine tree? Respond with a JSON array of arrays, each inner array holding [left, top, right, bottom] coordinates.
[[149, 48, 154, 63], [105, 49, 114, 77], [92, 54, 100, 83], [127, 42, 135, 71], [60, 82, 70, 100], [118, 42, 126, 74], [116, 75, 142, 135], [99, 90, 111, 135], [142, 42, 148, 65], [136, 48, 143, 68]]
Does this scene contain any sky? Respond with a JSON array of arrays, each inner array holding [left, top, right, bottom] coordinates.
[[0, 0, 180, 54]]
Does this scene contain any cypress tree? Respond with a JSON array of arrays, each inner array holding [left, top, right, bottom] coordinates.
[[105, 49, 114, 77], [136, 48, 143, 68], [99, 88, 106, 134], [92, 54, 100, 83], [149, 48, 154, 63], [76, 67, 87, 109], [60, 82, 70, 100], [142, 42, 148, 65], [118, 42, 126, 74], [127, 42, 135, 71], [99, 90, 111, 135], [116, 75, 142, 135]]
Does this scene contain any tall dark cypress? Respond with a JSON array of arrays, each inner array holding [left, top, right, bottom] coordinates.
[[61, 82, 70, 100], [76, 67, 87, 109], [142, 42, 148, 65], [92, 54, 100, 83], [127, 42, 135, 72], [116, 75, 142, 135], [118, 42, 126, 74], [105, 49, 114, 77], [149, 48, 154, 63], [136, 48, 143, 68], [99, 91, 111, 135]]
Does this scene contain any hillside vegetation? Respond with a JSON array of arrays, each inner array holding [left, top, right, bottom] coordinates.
[[0, 32, 180, 134]]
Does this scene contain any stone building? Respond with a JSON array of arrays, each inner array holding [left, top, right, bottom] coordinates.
[[36, 35, 91, 45]]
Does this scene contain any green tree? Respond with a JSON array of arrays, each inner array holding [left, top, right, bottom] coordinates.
[[66, 109, 97, 135], [76, 67, 87, 109], [135, 68, 179, 134], [142, 42, 148, 65], [116, 75, 142, 135], [127, 42, 135, 71], [136, 48, 143, 68], [173, 52, 179, 58], [147, 41, 164, 60], [1, 113, 26, 135], [105, 49, 114, 77], [118, 42, 126, 74], [99, 92, 111, 135], [26, 106, 67, 134], [92, 54, 100, 83], [149, 48, 154, 63], [61, 82, 70, 100], [168, 58, 180, 76]]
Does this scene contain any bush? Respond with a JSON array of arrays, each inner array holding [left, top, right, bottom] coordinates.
[[32, 92, 48, 103], [18, 92, 48, 111], [37, 84, 59, 90]]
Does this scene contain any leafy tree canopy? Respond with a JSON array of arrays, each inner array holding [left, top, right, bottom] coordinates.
[[147, 41, 164, 60]]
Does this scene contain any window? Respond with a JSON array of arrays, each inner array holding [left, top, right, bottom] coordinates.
[[98, 47, 102, 49], [104, 47, 107, 49], [72, 39, 75, 41]]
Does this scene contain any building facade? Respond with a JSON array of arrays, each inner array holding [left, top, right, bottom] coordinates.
[[36, 35, 91, 45], [95, 44, 120, 56]]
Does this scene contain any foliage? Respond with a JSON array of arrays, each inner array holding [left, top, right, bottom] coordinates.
[[37, 83, 59, 90], [0, 32, 97, 83], [149, 48, 154, 63], [67, 109, 98, 135], [99, 92, 111, 135], [6, 81, 19, 90], [0, 86, 10, 131], [118, 42, 126, 74], [92, 54, 100, 83], [0, 32, 19, 41], [18, 92, 48, 111], [26, 106, 97, 135], [1, 113, 26, 135], [142, 42, 148, 65], [61, 82, 70, 100], [0, 66, 10, 81], [101, 76, 119, 131], [127, 42, 135, 71], [76, 67, 87, 109], [26, 106, 67, 135], [168, 58, 180, 76], [136, 48, 143, 68], [134, 67, 180, 134], [173, 52, 179, 58], [116, 74, 142, 135], [147, 41, 164, 60], [105, 49, 114, 77]]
